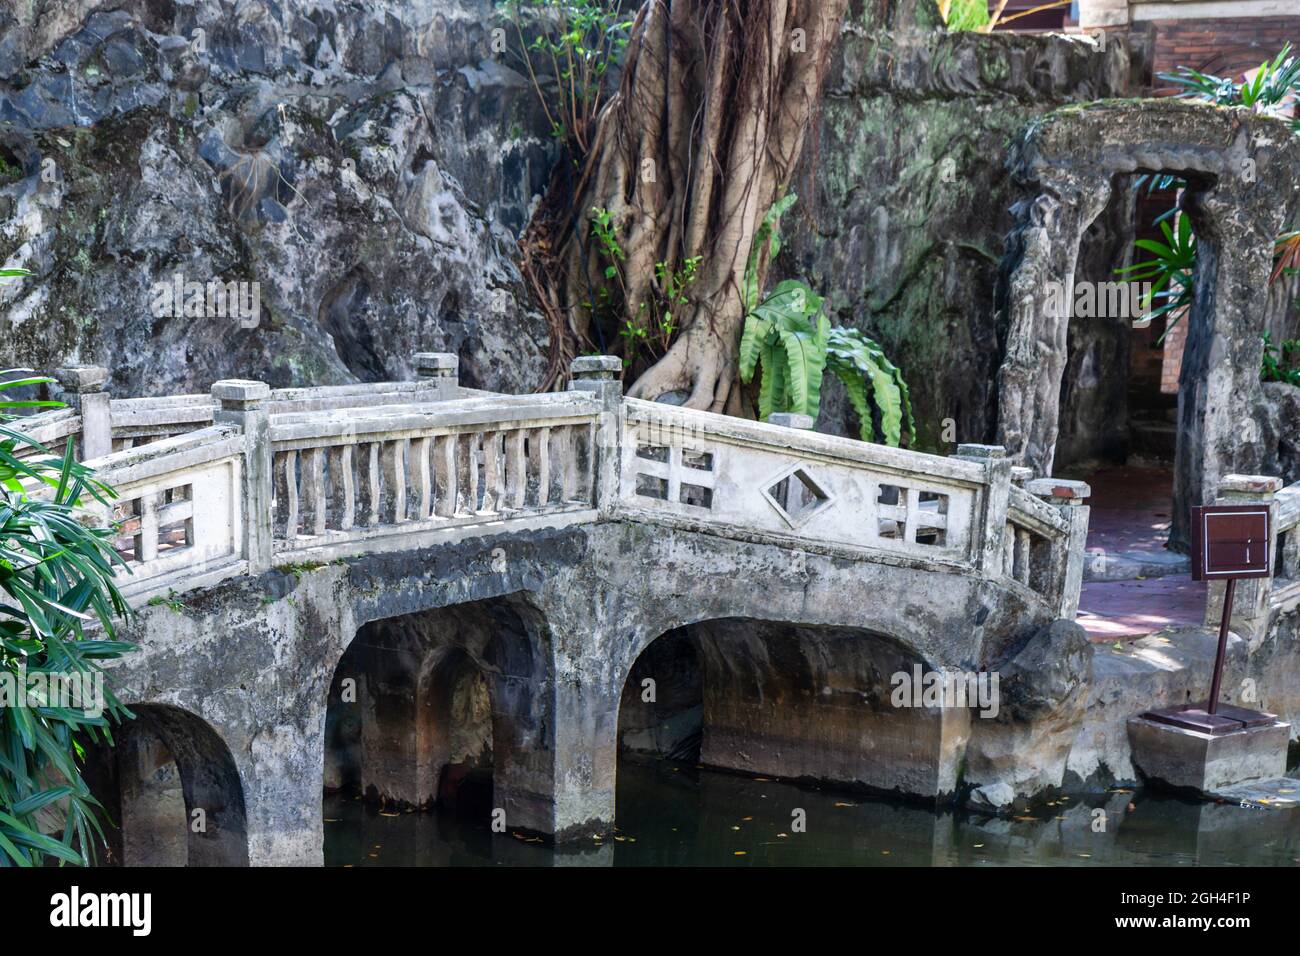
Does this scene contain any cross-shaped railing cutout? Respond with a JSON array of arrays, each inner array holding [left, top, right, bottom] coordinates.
[[633, 441, 717, 509], [876, 483, 949, 547]]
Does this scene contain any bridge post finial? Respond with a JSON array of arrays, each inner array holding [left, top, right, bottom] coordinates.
[[213, 379, 274, 574], [54, 364, 111, 460], [1025, 477, 1092, 621], [1206, 474, 1283, 635], [412, 352, 459, 401], [568, 355, 623, 410]]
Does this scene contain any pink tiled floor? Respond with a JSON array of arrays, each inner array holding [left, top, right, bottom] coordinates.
[[1068, 465, 1207, 641], [1077, 576, 1206, 640]]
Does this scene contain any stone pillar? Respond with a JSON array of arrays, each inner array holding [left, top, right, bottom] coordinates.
[[212, 380, 273, 575], [413, 351, 459, 401], [953, 444, 1012, 575], [568, 356, 623, 517], [1025, 478, 1092, 619], [1204, 474, 1282, 638], [54, 364, 111, 460], [550, 663, 619, 842]]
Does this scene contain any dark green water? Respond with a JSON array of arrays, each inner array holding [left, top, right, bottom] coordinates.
[[323, 758, 1300, 867]]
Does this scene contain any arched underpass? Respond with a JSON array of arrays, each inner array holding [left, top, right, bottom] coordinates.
[[81, 704, 249, 867], [321, 593, 555, 860], [616, 618, 968, 808]]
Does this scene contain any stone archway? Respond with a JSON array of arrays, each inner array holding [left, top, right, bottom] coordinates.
[[995, 100, 1300, 549], [615, 618, 971, 802], [322, 592, 556, 836], [81, 704, 250, 867]]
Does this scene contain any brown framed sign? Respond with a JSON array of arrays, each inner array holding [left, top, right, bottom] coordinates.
[[1142, 502, 1275, 732], [1190, 505, 1271, 581]]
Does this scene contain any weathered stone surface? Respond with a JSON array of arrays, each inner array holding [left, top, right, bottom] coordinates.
[[965, 619, 1092, 809], [994, 100, 1300, 549], [1128, 716, 1290, 794], [785, 7, 1135, 452], [1261, 382, 1300, 486], [0, 1, 553, 396]]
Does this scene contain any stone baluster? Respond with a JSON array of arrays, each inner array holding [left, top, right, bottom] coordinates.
[[413, 352, 459, 401], [951, 444, 1012, 576], [1025, 477, 1091, 619], [213, 379, 273, 574], [568, 356, 623, 514], [54, 364, 111, 460], [1205, 474, 1282, 638]]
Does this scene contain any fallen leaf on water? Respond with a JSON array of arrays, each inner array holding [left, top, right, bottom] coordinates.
[[734, 851, 747, 856], [777, 833, 788, 838], [730, 826, 741, 831], [1078, 853, 1091, 858], [614, 835, 627, 842], [741, 816, 753, 821], [973, 844, 984, 848], [834, 801, 855, 808], [881, 850, 891, 856], [324, 818, 340, 823]]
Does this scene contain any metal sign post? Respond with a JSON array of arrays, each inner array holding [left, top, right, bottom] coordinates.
[[1142, 505, 1275, 735]]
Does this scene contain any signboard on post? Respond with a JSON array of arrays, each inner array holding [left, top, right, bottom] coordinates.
[[1143, 505, 1274, 735], [1190, 505, 1271, 581]]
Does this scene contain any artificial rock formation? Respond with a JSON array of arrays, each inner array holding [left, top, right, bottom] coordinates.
[[995, 101, 1300, 549], [0, 1, 553, 396]]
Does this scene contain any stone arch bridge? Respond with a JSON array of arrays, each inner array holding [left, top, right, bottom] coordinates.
[[21, 354, 1092, 865]]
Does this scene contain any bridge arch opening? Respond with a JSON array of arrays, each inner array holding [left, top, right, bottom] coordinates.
[[616, 618, 969, 808], [80, 704, 249, 866], [323, 593, 554, 840]]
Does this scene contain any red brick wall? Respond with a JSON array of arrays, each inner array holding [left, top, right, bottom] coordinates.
[[1147, 17, 1300, 89]]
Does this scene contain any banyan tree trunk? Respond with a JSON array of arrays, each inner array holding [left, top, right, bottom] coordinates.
[[521, 0, 849, 411]]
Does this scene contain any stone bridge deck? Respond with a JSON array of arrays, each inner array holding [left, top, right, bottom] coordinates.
[[16, 354, 1112, 864]]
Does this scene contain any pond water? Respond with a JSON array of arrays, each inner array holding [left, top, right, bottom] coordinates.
[[322, 756, 1300, 867]]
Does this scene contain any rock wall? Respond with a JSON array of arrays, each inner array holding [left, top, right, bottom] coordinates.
[[0, 0, 554, 396], [785, 0, 1136, 452]]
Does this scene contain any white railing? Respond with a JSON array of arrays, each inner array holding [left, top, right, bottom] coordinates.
[[269, 392, 602, 562], [617, 398, 983, 569], [7, 353, 1101, 616], [83, 427, 248, 603]]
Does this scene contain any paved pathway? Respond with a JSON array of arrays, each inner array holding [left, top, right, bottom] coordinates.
[[1068, 465, 1206, 640]]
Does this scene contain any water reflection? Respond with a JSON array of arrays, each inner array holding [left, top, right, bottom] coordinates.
[[323, 757, 1300, 867]]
